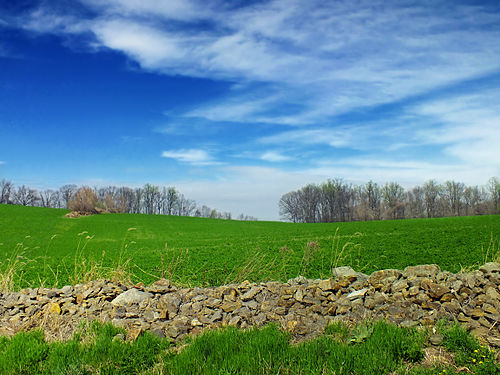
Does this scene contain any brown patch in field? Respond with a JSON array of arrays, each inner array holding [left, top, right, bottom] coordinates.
[[417, 347, 477, 373], [65, 208, 105, 218]]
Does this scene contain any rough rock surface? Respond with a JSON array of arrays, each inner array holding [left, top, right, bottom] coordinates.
[[1, 263, 499, 346]]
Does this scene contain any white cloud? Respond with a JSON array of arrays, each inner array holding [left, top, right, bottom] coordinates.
[[259, 128, 360, 149], [24, 8, 86, 34], [81, 0, 206, 20], [260, 151, 292, 162], [411, 89, 500, 170], [186, 93, 282, 123], [161, 149, 218, 165], [90, 19, 193, 69], [21, 0, 500, 124]]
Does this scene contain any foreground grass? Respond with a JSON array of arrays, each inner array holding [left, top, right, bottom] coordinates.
[[0, 205, 499, 290], [0, 320, 498, 374], [0, 321, 169, 374]]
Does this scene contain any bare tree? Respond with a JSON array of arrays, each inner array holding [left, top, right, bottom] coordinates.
[[13, 185, 39, 206], [102, 193, 119, 213], [298, 184, 322, 223], [176, 194, 196, 216], [164, 187, 179, 215], [463, 186, 483, 216], [59, 184, 77, 209], [319, 179, 341, 222], [443, 180, 465, 216], [488, 177, 500, 214], [279, 191, 301, 222], [359, 180, 381, 220], [422, 180, 441, 218], [142, 184, 159, 215], [132, 188, 143, 214], [39, 189, 60, 208], [237, 214, 258, 221], [382, 182, 405, 219], [115, 187, 135, 213], [209, 209, 220, 219], [406, 186, 425, 218], [198, 205, 212, 218], [0, 179, 13, 204], [319, 179, 355, 222]]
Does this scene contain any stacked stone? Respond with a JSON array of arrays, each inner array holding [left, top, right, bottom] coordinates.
[[0, 263, 499, 346]]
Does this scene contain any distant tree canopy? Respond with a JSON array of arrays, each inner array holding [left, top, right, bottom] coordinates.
[[279, 177, 500, 223], [0, 179, 257, 221]]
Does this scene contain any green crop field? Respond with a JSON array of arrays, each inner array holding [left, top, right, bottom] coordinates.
[[1, 204, 500, 374], [0, 204, 498, 290]]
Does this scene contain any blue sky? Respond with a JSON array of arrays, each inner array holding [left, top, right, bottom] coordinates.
[[0, 0, 499, 220]]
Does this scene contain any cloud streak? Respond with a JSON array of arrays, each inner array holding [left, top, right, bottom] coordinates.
[[260, 151, 292, 162], [161, 149, 219, 166], [20, 0, 500, 124]]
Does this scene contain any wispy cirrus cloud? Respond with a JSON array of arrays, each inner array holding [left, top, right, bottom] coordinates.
[[411, 89, 500, 169], [81, 0, 206, 21], [161, 149, 219, 166], [19, 0, 500, 125], [258, 84, 500, 174], [259, 128, 358, 148], [260, 151, 292, 162]]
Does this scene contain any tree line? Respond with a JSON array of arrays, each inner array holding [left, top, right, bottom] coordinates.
[[279, 177, 500, 223], [0, 179, 257, 221]]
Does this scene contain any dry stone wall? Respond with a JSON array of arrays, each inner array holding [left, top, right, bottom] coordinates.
[[1, 263, 499, 346]]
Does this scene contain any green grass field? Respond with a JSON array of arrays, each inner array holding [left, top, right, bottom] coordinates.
[[1, 204, 500, 374], [1, 320, 498, 374], [0, 204, 499, 290]]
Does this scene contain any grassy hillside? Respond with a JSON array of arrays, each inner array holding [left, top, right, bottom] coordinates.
[[0, 204, 498, 290]]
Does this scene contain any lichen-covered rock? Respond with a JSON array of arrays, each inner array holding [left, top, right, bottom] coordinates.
[[147, 279, 172, 293], [111, 289, 153, 306], [241, 286, 261, 301], [331, 266, 367, 281], [403, 264, 440, 279], [368, 269, 402, 288], [346, 288, 368, 300], [479, 262, 500, 274], [420, 279, 450, 300], [316, 279, 334, 291], [221, 300, 242, 313]]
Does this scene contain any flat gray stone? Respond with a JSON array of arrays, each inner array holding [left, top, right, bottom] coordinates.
[[241, 286, 261, 301], [111, 289, 153, 306], [347, 288, 368, 300], [403, 264, 440, 279], [332, 266, 366, 279], [479, 262, 500, 274]]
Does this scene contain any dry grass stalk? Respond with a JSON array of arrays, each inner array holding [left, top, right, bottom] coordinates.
[[0, 244, 29, 293]]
